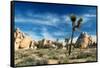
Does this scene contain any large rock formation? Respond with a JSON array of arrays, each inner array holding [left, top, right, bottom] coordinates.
[[14, 28, 37, 50], [75, 32, 93, 49], [37, 39, 57, 48]]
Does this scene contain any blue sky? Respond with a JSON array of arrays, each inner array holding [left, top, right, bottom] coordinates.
[[14, 2, 97, 41]]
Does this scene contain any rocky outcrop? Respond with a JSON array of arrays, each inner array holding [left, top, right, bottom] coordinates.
[[14, 28, 37, 50], [75, 32, 93, 49], [37, 39, 57, 48]]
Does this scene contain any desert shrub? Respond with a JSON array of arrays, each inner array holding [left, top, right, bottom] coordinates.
[[16, 56, 36, 66], [49, 55, 59, 60], [77, 52, 94, 59], [57, 54, 68, 64], [86, 57, 97, 62], [58, 58, 68, 64], [15, 49, 36, 60], [16, 56, 48, 66], [37, 58, 48, 65]]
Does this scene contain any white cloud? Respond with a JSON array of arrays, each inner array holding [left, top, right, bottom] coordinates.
[[41, 28, 56, 41], [81, 14, 96, 23], [15, 17, 56, 26], [23, 31, 42, 41], [15, 12, 96, 26], [63, 15, 71, 24], [15, 12, 69, 27], [83, 14, 96, 18], [53, 31, 68, 38]]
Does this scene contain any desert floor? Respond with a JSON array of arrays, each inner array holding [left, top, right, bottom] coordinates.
[[15, 48, 97, 67]]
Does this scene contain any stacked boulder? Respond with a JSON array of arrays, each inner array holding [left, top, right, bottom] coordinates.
[[14, 28, 37, 50]]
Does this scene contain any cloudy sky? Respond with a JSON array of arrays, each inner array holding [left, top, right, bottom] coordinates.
[[14, 2, 97, 41]]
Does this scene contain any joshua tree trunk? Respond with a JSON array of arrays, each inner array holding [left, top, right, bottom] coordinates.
[[68, 29, 74, 55]]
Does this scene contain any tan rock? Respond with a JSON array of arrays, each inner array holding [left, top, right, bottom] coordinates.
[[14, 28, 37, 50], [19, 37, 32, 49], [76, 32, 93, 49]]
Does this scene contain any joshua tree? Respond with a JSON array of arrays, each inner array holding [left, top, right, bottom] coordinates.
[[65, 38, 70, 50], [56, 38, 59, 42], [68, 14, 83, 55], [65, 38, 70, 43]]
